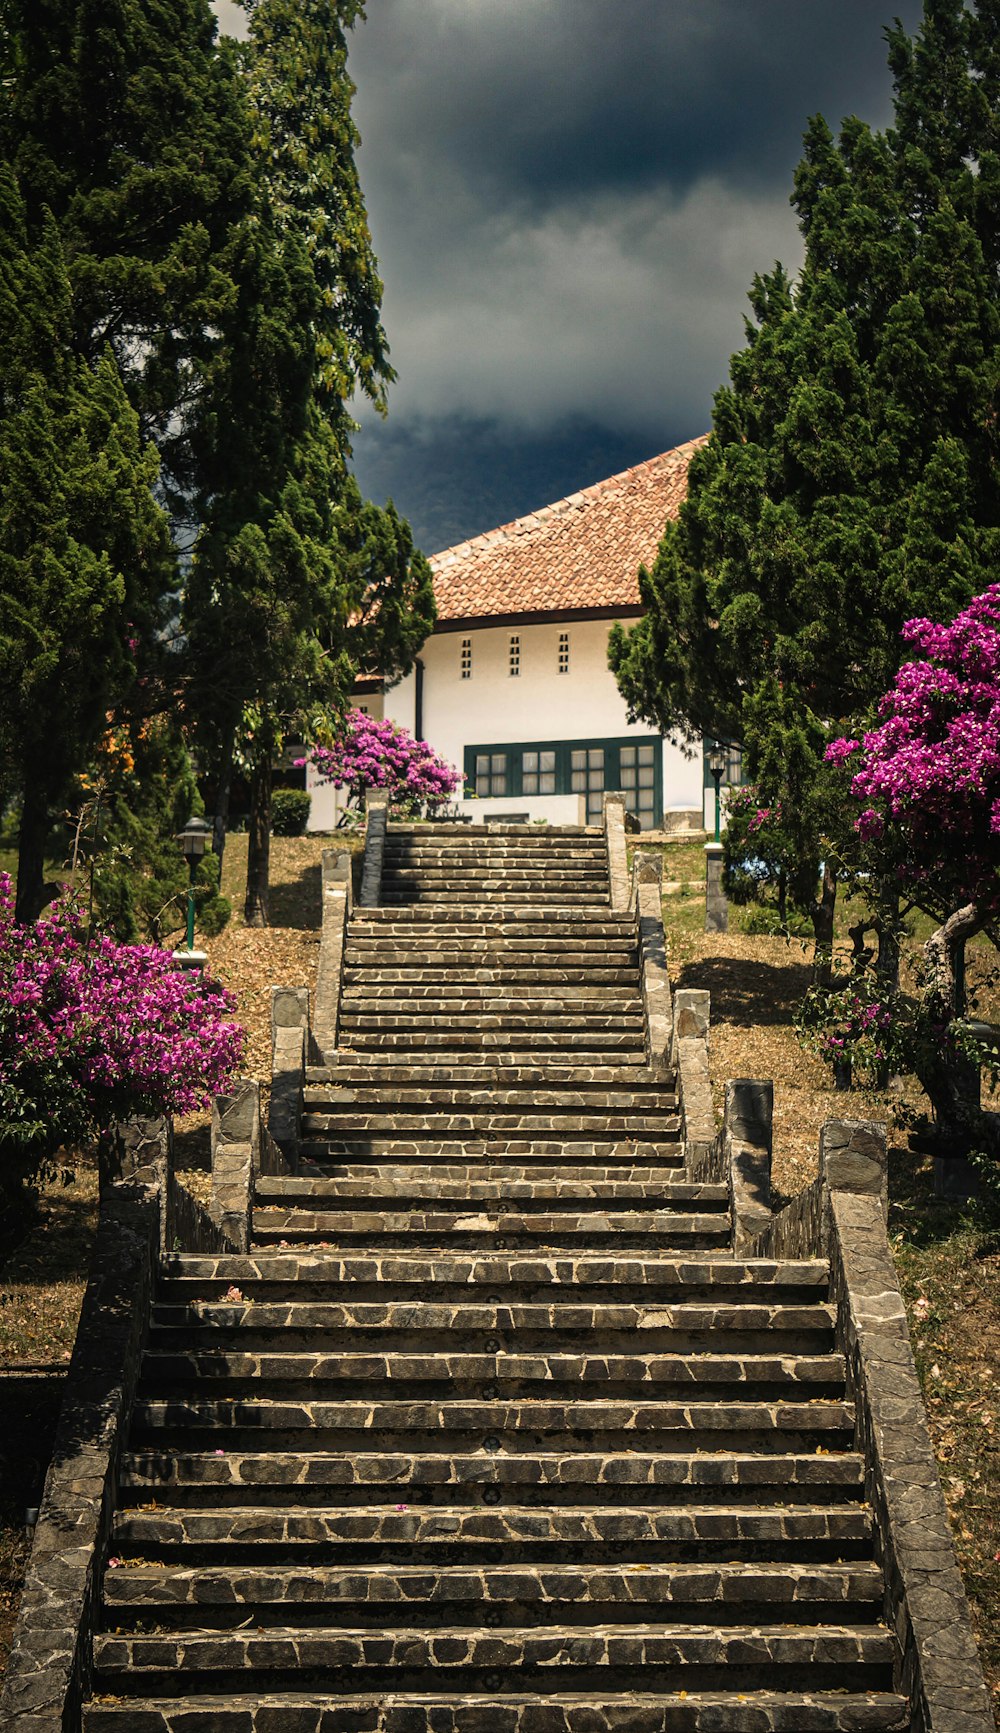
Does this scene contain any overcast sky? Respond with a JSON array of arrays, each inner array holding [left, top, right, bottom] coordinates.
[[212, 0, 925, 553]]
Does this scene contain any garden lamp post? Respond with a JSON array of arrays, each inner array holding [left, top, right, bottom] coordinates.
[[704, 745, 729, 934], [707, 745, 727, 843], [174, 814, 212, 966]]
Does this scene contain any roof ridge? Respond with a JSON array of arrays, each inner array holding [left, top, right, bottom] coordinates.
[[429, 435, 707, 568]]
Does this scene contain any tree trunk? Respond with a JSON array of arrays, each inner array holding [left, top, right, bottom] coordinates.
[[212, 726, 235, 872], [873, 885, 900, 1089], [244, 752, 272, 928], [810, 861, 837, 987], [15, 777, 52, 923], [918, 901, 985, 1150]]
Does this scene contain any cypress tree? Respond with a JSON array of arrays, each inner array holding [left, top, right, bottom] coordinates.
[[610, 0, 1000, 962], [0, 172, 172, 919], [185, 0, 434, 926]]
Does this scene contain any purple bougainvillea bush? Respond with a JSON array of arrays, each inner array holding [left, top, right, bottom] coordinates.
[[826, 583, 1000, 913], [303, 710, 461, 814], [0, 873, 245, 1190]]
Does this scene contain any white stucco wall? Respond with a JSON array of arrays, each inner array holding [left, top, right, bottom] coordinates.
[[385, 618, 703, 820]]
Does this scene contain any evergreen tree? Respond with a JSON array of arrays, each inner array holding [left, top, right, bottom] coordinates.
[[610, 0, 1000, 963], [0, 171, 172, 920], [0, 0, 253, 530], [185, 0, 434, 926], [0, 0, 252, 917]]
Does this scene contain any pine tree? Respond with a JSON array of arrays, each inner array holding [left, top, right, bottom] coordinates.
[[1, 0, 253, 530], [610, 0, 1000, 962], [0, 171, 172, 920], [185, 0, 434, 927]]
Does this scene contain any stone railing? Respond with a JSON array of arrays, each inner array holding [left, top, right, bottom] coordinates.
[[359, 786, 389, 907], [670, 987, 715, 1169], [0, 1069, 299, 1731], [313, 849, 353, 1058], [748, 1121, 994, 1733], [602, 790, 630, 911], [628, 850, 673, 1077]]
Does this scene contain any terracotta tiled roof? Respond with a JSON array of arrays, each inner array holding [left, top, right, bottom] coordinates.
[[429, 436, 707, 625]]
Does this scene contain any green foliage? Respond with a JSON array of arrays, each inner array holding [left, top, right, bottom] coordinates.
[[0, 170, 173, 917], [83, 718, 199, 945], [193, 849, 232, 937], [0, 0, 254, 528], [270, 788, 312, 836], [184, 0, 434, 924], [610, 0, 1000, 946]]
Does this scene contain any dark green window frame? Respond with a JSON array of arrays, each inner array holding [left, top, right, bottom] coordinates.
[[464, 734, 663, 828]]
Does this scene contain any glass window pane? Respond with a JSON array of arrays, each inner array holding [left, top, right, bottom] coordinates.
[[540, 751, 555, 773], [491, 753, 505, 773], [638, 745, 655, 766], [638, 766, 655, 788], [523, 751, 538, 773]]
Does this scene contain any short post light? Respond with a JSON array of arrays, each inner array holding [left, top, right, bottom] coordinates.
[[704, 744, 729, 934], [173, 814, 212, 970], [707, 744, 727, 843]]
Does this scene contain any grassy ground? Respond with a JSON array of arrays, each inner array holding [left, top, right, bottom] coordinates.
[[0, 830, 996, 1707]]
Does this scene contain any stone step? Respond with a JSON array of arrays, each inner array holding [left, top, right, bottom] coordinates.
[[324, 1060, 648, 1074], [336, 1041, 648, 1062], [249, 1210, 723, 1247], [160, 1253, 832, 1294], [296, 1141, 685, 1166], [301, 1110, 681, 1132], [93, 1621, 894, 1691], [110, 1501, 871, 1552], [84, 1690, 911, 1732], [352, 915, 636, 935], [339, 984, 642, 1002], [338, 1012, 643, 1030], [101, 1558, 881, 1615], [378, 894, 611, 908], [358, 905, 623, 923], [139, 1349, 843, 1395], [343, 949, 634, 963], [303, 1086, 677, 1110], [342, 969, 636, 985], [315, 1059, 656, 1078], [253, 1177, 720, 1203], [380, 866, 610, 880], [130, 1395, 855, 1445], [119, 1448, 866, 1501], [330, 1054, 651, 1071], [149, 1299, 836, 1341], [298, 1130, 684, 1154]]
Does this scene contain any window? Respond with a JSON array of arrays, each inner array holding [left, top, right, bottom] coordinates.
[[475, 751, 508, 796], [522, 748, 556, 794], [460, 638, 472, 679], [465, 736, 662, 828], [557, 632, 570, 674], [571, 747, 606, 826], [509, 634, 520, 677], [620, 742, 656, 824]]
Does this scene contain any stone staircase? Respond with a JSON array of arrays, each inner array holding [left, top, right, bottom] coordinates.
[[82, 822, 911, 1731]]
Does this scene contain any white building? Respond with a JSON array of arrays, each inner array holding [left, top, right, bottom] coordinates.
[[308, 438, 717, 831]]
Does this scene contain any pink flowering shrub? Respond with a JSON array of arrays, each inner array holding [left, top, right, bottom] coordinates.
[[302, 711, 461, 814], [0, 874, 244, 1187], [825, 584, 1000, 913]]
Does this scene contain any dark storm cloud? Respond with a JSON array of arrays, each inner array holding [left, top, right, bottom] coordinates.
[[211, 0, 928, 548], [349, 0, 926, 211]]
